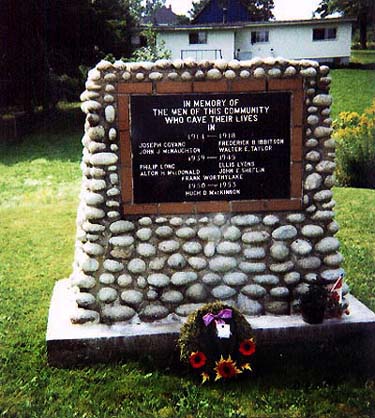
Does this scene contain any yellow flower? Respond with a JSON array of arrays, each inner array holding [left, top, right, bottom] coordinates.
[[214, 355, 242, 381], [201, 372, 210, 384], [241, 363, 253, 371]]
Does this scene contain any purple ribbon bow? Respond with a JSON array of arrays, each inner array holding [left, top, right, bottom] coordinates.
[[203, 308, 232, 327]]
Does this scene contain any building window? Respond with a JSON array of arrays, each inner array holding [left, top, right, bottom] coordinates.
[[251, 30, 269, 44], [313, 27, 337, 41], [189, 32, 207, 44]]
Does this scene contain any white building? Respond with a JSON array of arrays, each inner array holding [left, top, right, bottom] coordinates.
[[156, 18, 354, 64]]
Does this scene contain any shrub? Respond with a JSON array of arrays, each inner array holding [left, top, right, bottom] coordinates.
[[334, 100, 375, 188]]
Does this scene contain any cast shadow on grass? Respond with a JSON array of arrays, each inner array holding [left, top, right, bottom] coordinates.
[[0, 106, 84, 166]]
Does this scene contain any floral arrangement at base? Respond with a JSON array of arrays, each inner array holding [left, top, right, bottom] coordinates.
[[178, 302, 256, 384]]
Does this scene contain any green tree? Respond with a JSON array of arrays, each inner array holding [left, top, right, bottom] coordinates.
[[189, 0, 274, 22], [315, 0, 375, 49], [131, 24, 171, 61], [0, 0, 143, 113]]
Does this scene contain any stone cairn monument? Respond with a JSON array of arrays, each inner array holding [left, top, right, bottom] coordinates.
[[48, 57, 375, 368], [72, 57, 344, 324]]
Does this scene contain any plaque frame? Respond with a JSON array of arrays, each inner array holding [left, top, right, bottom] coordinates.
[[118, 78, 303, 215]]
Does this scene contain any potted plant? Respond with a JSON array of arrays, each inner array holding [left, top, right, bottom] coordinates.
[[300, 284, 328, 324]]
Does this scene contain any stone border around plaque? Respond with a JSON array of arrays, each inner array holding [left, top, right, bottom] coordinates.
[[71, 58, 341, 325]]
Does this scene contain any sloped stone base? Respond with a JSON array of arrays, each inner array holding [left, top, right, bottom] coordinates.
[[47, 279, 375, 377]]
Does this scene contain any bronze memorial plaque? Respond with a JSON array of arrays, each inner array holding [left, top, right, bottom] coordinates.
[[130, 92, 291, 204]]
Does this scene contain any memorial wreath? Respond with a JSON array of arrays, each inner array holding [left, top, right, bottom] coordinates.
[[178, 302, 256, 383]]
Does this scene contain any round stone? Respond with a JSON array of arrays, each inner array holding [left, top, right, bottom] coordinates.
[[188, 257, 207, 270], [270, 261, 294, 273], [316, 160, 336, 174], [158, 240, 180, 253], [204, 242, 216, 257], [254, 67, 266, 78], [306, 150, 321, 162], [272, 225, 297, 240], [328, 221, 340, 233], [223, 272, 247, 286], [237, 294, 264, 315], [147, 290, 158, 300], [223, 226, 241, 241], [136, 228, 152, 241], [301, 67, 317, 77], [186, 284, 208, 301], [141, 304, 169, 320], [207, 68, 222, 79], [304, 173, 323, 191], [175, 303, 205, 317], [105, 105, 115, 123], [324, 252, 344, 267], [156, 217, 168, 224], [136, 243, 156, 258], [241, 284, 266, 298], [314, 190, 333, 202], [182, 241, 203, 255], [101, 305, 135, 322], [99, 273, 115, 285], [306, 138, 319, 148], [149, 257, 166, 271], [239, 262, 266, 273], [176, 227, 196, 239], [213, 213, 226, 225], [270, 242, 290, 260], [167, 253, 186, 269], [286, 214, 305, 223], [90, 152, 117, 166], [127, 258, 146, 274], [284, 271, 301, 285], [211, 285, 236, 299], [231, 215, 260, 226], [83, 242, 104, 256], [305, 273, 318, 283], [198, 226, 221, 241], [155, 226, 174, 238], [263, 215, 279, 226], [202, 273, 222, 286], [171, 271, 198, 286], [85, 207, 105, 220], [103, 259, 124, 273], [137, 276, 147, 289], [270, 287, 289, 298], [138, 217, 152, 226], [315, 237, 340, 254], [244, 247, 266, 259], [209, 256, 237, 272], [311, 211, 334, 222], [301, 225, 324, 238], [170, 217, 183, 226], [147, 274, 170, 288], [217, 241, 241, 255], [313, 94, 332, 107], [242, 231, 270, 244], [110, 221, 135, 234], [294, 283, 310, 296], [253, 275, 279, 286], [98, 287, 118, 303], [117, 274, 132, 287], [268, 68, 282, 78], [320, 268, 344, 283], [291, 239, 313, 256], [161, 290, 184, 304], [120, 290, 143, 306], [109, 235, 134, 247], [297, 256, 322, 270], [265, 301, 289, 315], [84, 191, 104, 206]]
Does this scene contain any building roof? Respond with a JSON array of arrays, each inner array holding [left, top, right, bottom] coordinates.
[[142, 5, 178, 26], [154, 17, 355, 32]]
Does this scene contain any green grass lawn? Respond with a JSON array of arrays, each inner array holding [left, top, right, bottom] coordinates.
[[0, 71, 375, 417]]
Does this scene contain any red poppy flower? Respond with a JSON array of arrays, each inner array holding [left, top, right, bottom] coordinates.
[[189, 351, 207, 369], [239, 338, 256, 356], [214, 356, 242, 381]]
